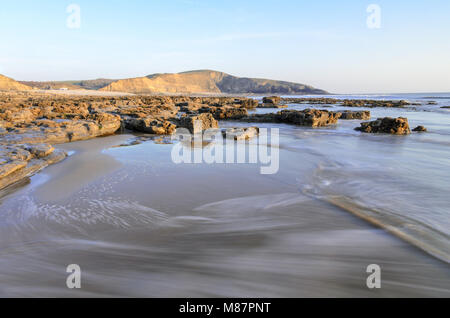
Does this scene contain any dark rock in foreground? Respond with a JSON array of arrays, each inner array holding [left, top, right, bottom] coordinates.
[[355, 117, 411, 135]]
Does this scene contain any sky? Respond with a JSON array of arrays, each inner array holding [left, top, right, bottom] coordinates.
[[0, 0, 449, 93]]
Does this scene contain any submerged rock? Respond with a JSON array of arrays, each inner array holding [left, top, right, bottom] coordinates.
[[355, 117, 411, 135], [412, 125, 427, 132]]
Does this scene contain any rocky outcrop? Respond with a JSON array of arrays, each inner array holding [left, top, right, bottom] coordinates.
[[125, 117, 176, 135], [200, 107, 249, 120], [259, 96, 288, 108], [262, 96, 281, 105], [2, 115, 122, 145], [355, 117, 411, 135], [178, 113, 219, 134], [242, 109, 340, 127], [281, 97, 411, 108], [0, 143, 67, 190], [238, 99, 259, 109], [338, 111, 371, 120]]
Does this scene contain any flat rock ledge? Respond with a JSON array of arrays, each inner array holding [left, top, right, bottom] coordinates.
[[0, 143, 67, 190], [337, 110, 371, 120], [355, 117, 411, 135], [241, 109, 340, 127]]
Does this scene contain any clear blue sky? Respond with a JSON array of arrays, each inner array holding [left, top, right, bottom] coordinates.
[[0, 0, 449, 93]]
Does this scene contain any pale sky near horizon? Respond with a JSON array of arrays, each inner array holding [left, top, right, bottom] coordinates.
[[0, 0, 449, 93]]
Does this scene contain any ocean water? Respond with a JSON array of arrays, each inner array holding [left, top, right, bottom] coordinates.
[[0, 93, 449, 297]]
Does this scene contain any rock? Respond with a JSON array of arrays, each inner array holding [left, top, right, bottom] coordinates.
[[279, 109, 340, 127], [4, 109, 36, 123], [0, 144, 66, 190], [179, 113, 219, 134], [238, 99, 259, 109], [89, 112, 122, 134], [262, 96, 281, 105], [338, 111, 371, 120], [125, 117, 176, 135], [440, 106, 450, 109], [203, 107, 249, 120], [21, 143, 54, 158], [412, 125, 427, 132], [427, 101, 437, 105], [241, 109, 340, 127], [280, 97, 411, 108], [177, 102, 203, 112], [355, 117, 411, 135], [222, 127, 259, 140]]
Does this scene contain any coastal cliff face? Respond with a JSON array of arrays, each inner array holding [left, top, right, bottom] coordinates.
[[100, 70, 327, 95], [7, 70, 327, 95], [0, 75, 32, 91]]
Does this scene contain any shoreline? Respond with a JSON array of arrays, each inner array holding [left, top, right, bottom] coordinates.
[[1, 133, 448, 297], [0, 91, 448, 270]]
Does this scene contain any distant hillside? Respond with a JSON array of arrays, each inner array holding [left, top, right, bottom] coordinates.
[[0, 75, 32, 91], [100, 70, 327, 95], [21, 79, 115, 90]]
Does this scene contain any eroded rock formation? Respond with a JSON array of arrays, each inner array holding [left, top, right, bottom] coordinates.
[[355, 117, 411, 135]]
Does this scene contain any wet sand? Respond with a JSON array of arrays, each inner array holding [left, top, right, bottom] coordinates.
[[32, 135, 131, 202], [0, 133, 448, 297]]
